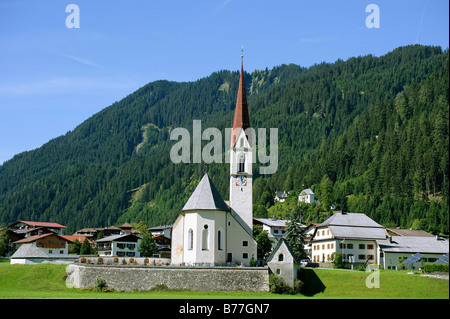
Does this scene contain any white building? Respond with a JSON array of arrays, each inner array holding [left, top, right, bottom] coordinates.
[[267, 238, 300, 287], [95, 233, 142, 257], [171, 57, 257, 267], [274, 191, 288, 202], [310, 212, 387, 264], [298, 188, 316, 204], [253, 218, 289, 244], [376, 235, 449, 270]]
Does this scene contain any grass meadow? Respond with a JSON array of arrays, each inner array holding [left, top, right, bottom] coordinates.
[[0, 262, 448, 299]]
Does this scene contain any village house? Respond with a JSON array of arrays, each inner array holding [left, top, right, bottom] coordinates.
[[376, 235, 449, 270], [298, 188, 316, 204], [149, 225, 172, 239], [73, 222, 141, 241], [12, 232, 71, 255], [274, 191, 288, 202], [94, 233, 142, 257], [310, 212, 387, 265], [253, 218, 289, 245]]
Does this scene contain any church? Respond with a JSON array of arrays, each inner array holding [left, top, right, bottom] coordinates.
[[171, 56, 257, 266]]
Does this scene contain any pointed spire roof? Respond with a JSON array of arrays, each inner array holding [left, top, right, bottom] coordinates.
[[231, 57, 250, 147], [182, 174, 229, 212]]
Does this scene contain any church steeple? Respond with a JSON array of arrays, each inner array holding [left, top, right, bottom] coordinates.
[[231, 53, 250, 147]]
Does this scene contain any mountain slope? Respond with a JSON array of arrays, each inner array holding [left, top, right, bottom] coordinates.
[[0, 45, 448, 235]]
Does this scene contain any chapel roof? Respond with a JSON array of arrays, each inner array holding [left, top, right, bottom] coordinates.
[[182, 174, 229, 212]]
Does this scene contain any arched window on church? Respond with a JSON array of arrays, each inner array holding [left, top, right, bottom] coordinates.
[[218, 230, 223, 251], [238, 154, 245, 173], [202, 225, 209, 251], [188, 229, 193, 250]]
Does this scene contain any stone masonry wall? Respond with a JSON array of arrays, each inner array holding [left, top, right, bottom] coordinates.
[[66, 264, 269, 292]]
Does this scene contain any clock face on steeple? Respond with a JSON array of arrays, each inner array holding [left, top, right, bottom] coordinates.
[[236, 175, 247, 186]]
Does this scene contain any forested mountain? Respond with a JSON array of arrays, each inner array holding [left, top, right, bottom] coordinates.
[[0, 45, 448, 236]]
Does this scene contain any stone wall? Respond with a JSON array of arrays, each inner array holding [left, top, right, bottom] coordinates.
[[66, 263, 269, 292]]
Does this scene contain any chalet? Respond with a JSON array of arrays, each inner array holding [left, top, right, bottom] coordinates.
[[95, 233, 142, 257], [9, 220, 66, 236], [73, 223, 140, 241], [12, 232, 71, 256], [274, 191, 288, 202], [149, 225, 172, 239], [310, 212, 387, 265]]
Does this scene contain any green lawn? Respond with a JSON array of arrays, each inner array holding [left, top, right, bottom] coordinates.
[[0, 262, 448, 299]]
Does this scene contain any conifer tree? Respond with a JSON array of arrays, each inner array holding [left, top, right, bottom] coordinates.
[[285, 206, 307, 261]]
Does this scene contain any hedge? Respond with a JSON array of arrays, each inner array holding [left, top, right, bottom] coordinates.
[[423, 264, 449, 273]]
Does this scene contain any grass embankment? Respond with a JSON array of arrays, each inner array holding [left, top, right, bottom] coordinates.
[[0, 262, 448, 299]]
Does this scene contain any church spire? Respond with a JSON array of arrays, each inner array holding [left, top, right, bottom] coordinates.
[[231, 49, 250, 147]]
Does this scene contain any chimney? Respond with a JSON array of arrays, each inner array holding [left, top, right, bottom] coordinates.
[[388, 236, 392, 243]]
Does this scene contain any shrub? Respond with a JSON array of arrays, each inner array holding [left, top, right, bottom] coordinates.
[[424, 264, 449, 273], [249, 255, 257, 267], [149, 284, 169, 291], [293, 279, 304, 293], [97, 257, 103, 264], [80, 257, 86, 263], [94, 278, 107, 291], [269, 274, 294, 295]]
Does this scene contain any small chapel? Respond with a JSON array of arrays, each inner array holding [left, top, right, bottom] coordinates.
[[171, 55, 257, 266]]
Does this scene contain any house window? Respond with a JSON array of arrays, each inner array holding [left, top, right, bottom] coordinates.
[[188, 229, 193, 250], [359, 244, 365, 249], [367, 244, 374, 249], [278, 254, 284, 261], [347, 244, 353, 249], [276, 269, 281, 274], [60, 250, 64, 254], [242, 241, 248, 247], [243, 253, 248, 259], [358, 254, 366, 260]]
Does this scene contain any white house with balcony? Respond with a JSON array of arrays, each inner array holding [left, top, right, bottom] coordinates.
[[95, 233, 142, 257], [310, 212, 387, 265]]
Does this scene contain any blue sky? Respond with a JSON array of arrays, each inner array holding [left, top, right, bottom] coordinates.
[[0, 0, 448, 164]]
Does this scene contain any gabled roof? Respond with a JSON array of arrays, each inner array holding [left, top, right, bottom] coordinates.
[[299, 188, 314, 196], [12, 232, 69, 244], [315, 212, 387, 240], [319, 212, 384, 228], [95, 233, 142, 243], [386, 228, 435, 237], [182, 174, 229, 212], [254, 218, 289, 227], [267, 238, 300, 264], [377, 236, 449, 254], [10, 220, 66, 229], [11, 244, 50, 259]]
